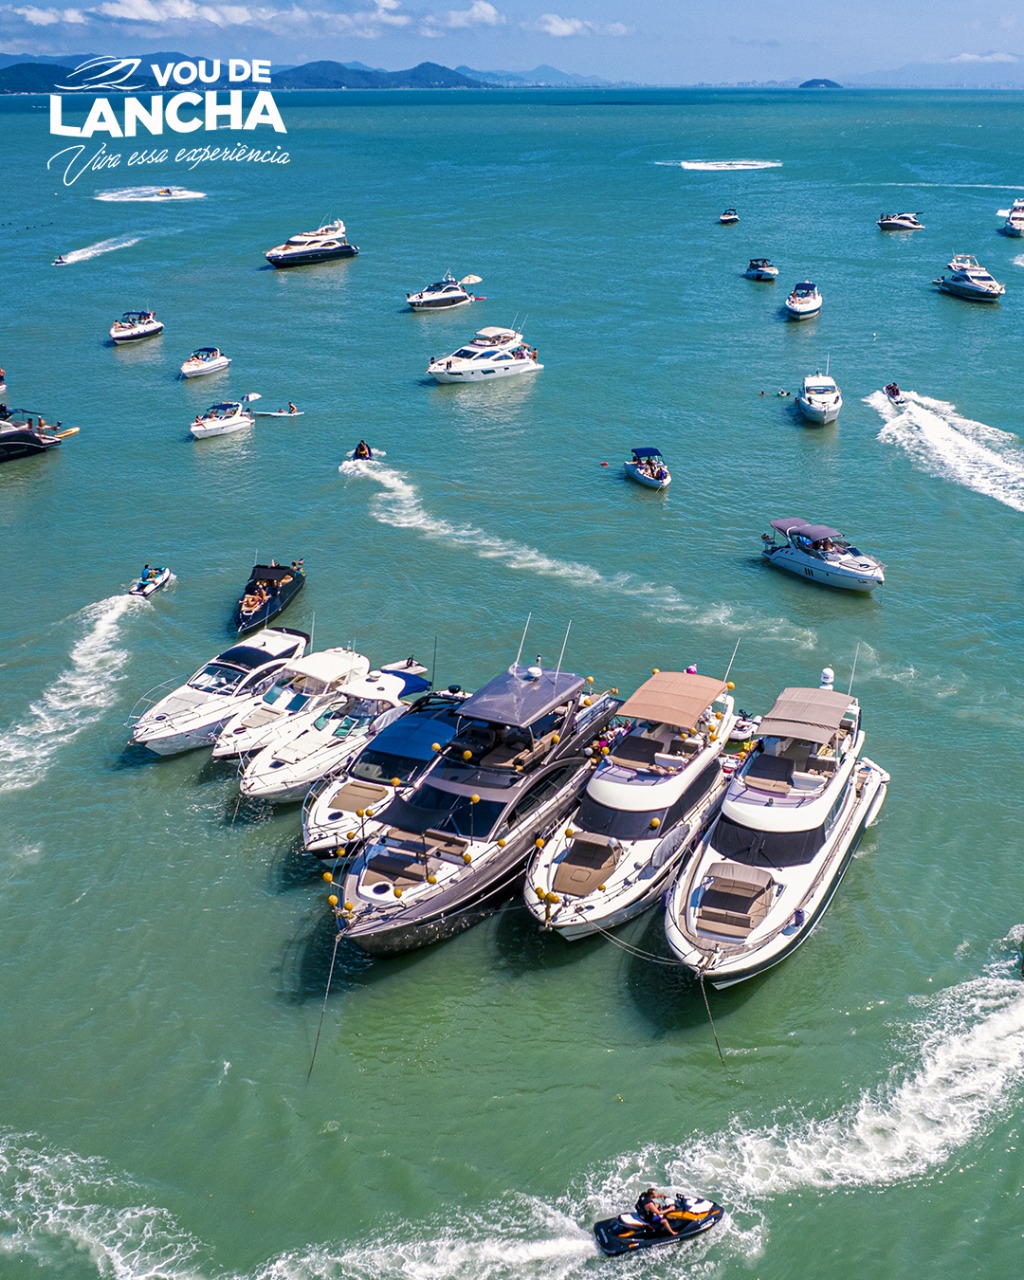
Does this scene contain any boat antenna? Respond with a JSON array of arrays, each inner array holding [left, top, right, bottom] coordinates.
[[723, 637, 741, 684], [825, 353, 831, 376], [431, 633, 438, 688], [847, 641, 861, 695], [511, 613, 532, 673], [553, 619, 572, 685], [309, 611, 315, 651]]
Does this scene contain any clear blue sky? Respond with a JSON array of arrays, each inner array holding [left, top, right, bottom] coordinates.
[[2, 0, 1022, 82]]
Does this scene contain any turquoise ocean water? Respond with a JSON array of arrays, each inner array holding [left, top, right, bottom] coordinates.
[[1, 87, 1023, 1278]]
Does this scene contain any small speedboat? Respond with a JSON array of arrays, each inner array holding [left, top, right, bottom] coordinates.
[[761, 516, 885, 591], [593, 1193, 725, 1256], [745, 257, 778, 280], [624, 447, 671, 489], [234, 559, 305, 634], [110, 310, 164, 343], [877, 212, 924, 230], [180, 347, 231, 378], [426, 327, 543, 383], [933, 254, 1005, 301], [883, 382, 905, 406], [795, 371, 842, 425], [785, 281, 822, 320], [212, 646, 371, 760], [127, 628, 309, 756], [719, 208, 739, 224], [129, 565, 171, 597], [52, 255, 68, 266], [406, 271, 482, 310], [264, 219, 359, 268], [190, 397, 258, 439], [238, 663, 430, 802]]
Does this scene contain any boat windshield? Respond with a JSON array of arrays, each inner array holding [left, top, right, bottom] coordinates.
[[386, 783, 506, 839], [189, 662, 247, 694], [712, 813, 825, 866], [350, 747, 430, 786], [574, 794, 667, 839], [264, 681, 311, 713], [315, 698, 387, 737]]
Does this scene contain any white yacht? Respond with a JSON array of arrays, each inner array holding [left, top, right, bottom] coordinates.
[[189, 398, 257, 439], [664, 672, 889, 987], [301, 687, 471, 856], [785, 282, 822, 319], [211, 647, 371, 760], [426, 327, 543, 383], [237, 663, 430, 803], [110, 310, 163, 343], [877, 212, 924, 230], [180, 347, 231, 378], [406, 271, 481, 310], [933, 254, 1005, 301], [334, 661, 621, 955], [744, 258, 778, 280], [127, 628, 309, 756], [1001, 197, 1024, 237], [525, 671, 737, 940], [795, 371, 842, 425], [264, 219, 358, 268], [761, 517, 885, 592]]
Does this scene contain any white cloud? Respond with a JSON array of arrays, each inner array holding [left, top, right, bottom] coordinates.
[[2, 0, 416, 35], [947, 50, 1019, 63], [525, 12, 631, 37], [13, 5, 63, 21], [438, 0, 503, 28]]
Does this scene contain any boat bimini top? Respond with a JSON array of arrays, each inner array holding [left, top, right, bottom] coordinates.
[[454, 663, 585, 729], [618, 671, 729, 733], [770, 517, 842, 542], [757, 686, 855, 745]]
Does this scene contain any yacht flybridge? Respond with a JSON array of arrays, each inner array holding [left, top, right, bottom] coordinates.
[[426, 328, 542, 383], [127, 628, 309, 756], [406, 271, 482, 310], [264, 219, 359, 268], [761, 517, 885, 592], [335, 661, 620, 955], [525, 670, 737, 940], [664, 672, 888, 987], [211, 647, 371, 760]]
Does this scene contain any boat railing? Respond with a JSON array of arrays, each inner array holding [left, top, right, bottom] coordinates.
[[125, 678, 183, 727]]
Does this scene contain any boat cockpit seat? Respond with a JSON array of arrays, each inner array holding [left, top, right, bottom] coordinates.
[[551, 835, 622, 896], [743, 752, 794, 794], [325, 779, 391, 813], [363, 852, 429, 888], [695, 864, 775, 938], [807, 754, 837, 775]]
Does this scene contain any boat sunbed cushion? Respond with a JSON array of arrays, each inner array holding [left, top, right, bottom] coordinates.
[[551, 836, 621, 896], [696, 863, 775, 936], [363, 853, 429, 888], [326, 779, 391, 812], [607, 735, 664, 768]]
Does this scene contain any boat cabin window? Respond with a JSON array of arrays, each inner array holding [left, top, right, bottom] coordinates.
[[351, 747, 426, 786], [453, 347, 476, 358], [190, 662, 247, 694], [503, 764, 580, 830], [575, 794, 669, 840], [395, 784, 506, 839], [712, 814, 826, 866]]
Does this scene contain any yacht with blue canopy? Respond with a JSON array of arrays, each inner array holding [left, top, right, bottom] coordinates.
[[335, 660, 620, 954], [761, 517, 885, 592]]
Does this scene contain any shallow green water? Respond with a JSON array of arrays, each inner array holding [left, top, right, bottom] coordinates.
[[1, 88, 1023, 1280]]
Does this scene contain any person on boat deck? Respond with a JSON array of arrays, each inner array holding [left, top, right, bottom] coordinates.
[[288, 402, 298, 414], [142, 564, 156, 581], [635, 1189, 677, 1236]]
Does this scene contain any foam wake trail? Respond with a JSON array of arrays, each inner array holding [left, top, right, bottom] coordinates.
[[0, 1130, 207, 1279], [339, 461, 815, 648], [0, 596, 138, 794], [94, 186, 205, 202], [596, 947, 1024, 1214], [59, 234, 142, 263], [866, 389, 1024, 512], [657, 159, 782, 171]]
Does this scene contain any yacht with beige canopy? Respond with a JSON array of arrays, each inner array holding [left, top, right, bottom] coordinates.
[[525, 669, 737, 940], [664, 668, 888, 987]]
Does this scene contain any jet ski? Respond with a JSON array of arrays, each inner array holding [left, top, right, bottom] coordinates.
[[884, 382, 905, 406], [129, 565, 171, 597], [593, 1192, 724, 1257]]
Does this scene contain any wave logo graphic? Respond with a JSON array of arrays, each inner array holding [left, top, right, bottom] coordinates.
[[54, 55, 144, 92]]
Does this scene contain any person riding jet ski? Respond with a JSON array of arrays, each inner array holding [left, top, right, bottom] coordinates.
[[635, 1189, 678, 1236]]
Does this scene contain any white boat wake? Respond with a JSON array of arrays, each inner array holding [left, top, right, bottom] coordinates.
[[866, 389, 1024, 513], [659, 159, 782, 171], [94, 186, 205, 202], [338, 460, 815, 648], [1013, 252, 1024, 268], [0, 596, 139, 794], [3, 940, 1022, 1278], [55, 234, 142, 264]]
